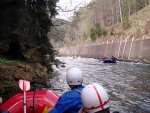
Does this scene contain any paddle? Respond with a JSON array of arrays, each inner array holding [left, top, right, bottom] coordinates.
[[19, 79, 30, 113]]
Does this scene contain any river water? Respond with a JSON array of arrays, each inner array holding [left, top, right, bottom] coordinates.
[[48, 56, 150, 113]]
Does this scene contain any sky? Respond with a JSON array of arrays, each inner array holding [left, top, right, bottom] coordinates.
[[56, 0, 92, 20]]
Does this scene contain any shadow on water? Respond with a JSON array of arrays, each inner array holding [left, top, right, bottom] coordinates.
[[49, 57, 150, 113]]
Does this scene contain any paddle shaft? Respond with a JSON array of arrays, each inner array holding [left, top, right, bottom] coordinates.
[[24, 91, 26, 113], [19, 79, 30, 113]]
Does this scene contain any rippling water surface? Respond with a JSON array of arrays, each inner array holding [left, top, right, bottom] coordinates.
[[49, 56, 150, 113]]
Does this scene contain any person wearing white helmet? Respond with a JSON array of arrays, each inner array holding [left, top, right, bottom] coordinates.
[[78, 83, 119, 113], [49, 67, 85, 113]]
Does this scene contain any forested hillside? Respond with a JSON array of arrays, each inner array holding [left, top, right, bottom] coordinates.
[[63, 0, 150, 47]]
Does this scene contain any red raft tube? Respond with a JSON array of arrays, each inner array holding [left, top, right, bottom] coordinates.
[[1, 90, 59, 113]]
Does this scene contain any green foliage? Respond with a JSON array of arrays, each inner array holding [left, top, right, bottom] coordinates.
[[10, 71, 15, 77], [0, 56, 14, 66], [90, 28, 97, 40], [0, 0, 58, 64], [90, 23, 107, 41], [122, 17, 130, 29], [102, 30, 108, 37]]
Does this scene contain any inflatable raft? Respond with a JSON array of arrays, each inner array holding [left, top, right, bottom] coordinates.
[[0, 90, 59, 113], [103, 59, 117, 63]]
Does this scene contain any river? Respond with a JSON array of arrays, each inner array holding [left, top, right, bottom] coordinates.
[[48, 56, 150, 113]]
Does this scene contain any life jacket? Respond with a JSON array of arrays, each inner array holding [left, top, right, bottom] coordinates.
[[72, 89, 81, 94]]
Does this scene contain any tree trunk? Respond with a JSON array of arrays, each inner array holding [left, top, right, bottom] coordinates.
[[7, 41, 25, 60], [119, 0, 123, 23]]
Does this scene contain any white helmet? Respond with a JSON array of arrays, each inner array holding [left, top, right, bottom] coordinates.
[[81, 83, 110, 113], [66, 67, 83, 85]]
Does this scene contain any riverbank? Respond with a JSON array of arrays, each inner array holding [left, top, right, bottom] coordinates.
[[0, 55, 50, 101]]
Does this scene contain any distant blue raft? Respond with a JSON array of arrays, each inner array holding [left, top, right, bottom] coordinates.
[[103, 59, 117, 63]]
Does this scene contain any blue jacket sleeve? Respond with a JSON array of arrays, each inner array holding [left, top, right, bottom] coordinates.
[[48, 95, 80, 113], [49, 86, 84, 113]]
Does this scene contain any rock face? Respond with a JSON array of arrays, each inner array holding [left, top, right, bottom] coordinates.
[[59, 38, 150, 64]]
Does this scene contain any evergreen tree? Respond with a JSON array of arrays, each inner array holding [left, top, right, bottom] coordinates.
[[0, 0, 58, 62]]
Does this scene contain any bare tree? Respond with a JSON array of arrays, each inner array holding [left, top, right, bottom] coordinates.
[[119, 0, 123, 23]]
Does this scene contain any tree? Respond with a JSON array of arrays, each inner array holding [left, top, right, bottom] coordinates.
[[0, 0, 58, 61]]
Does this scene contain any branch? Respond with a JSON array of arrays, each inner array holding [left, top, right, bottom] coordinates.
[[56, 1, 82, 12]]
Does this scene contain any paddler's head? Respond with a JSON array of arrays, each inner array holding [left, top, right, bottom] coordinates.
[[66, 67, 83, 89], [80, 83, 110, 113]]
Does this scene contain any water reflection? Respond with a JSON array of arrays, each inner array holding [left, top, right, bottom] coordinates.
[[49, 57, 150, 113]]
